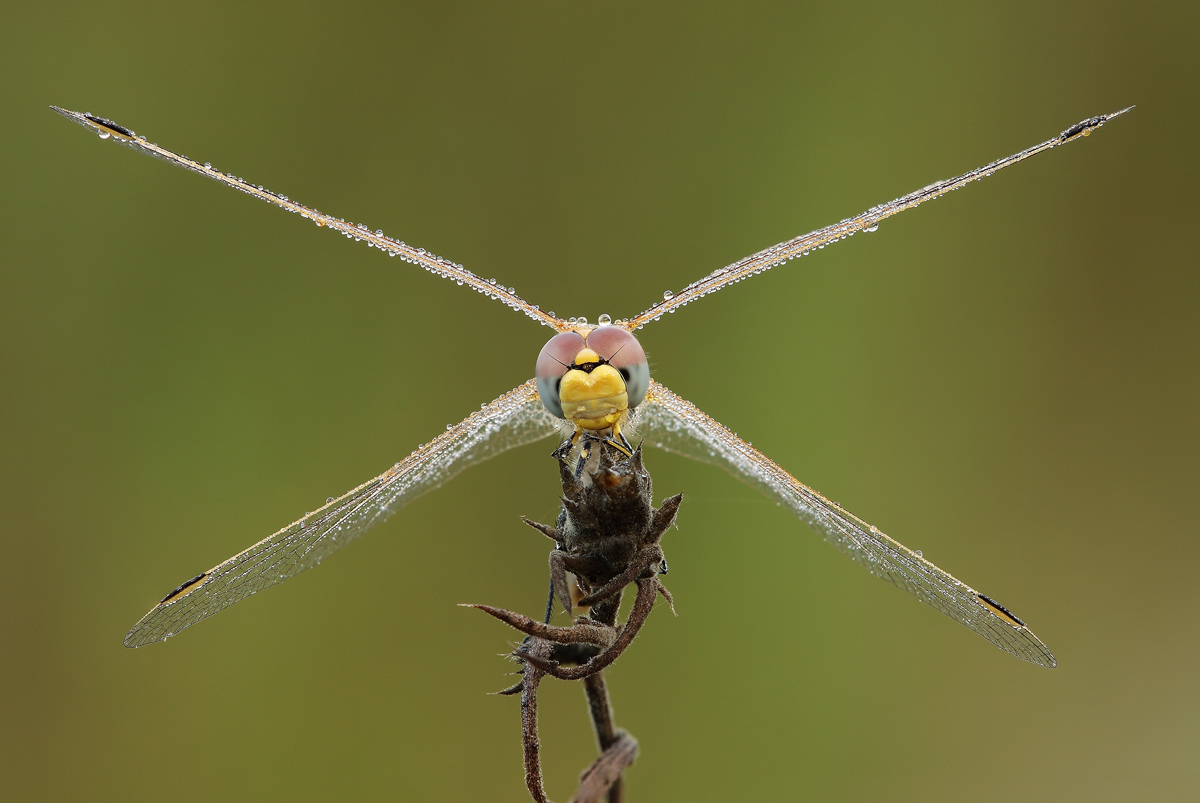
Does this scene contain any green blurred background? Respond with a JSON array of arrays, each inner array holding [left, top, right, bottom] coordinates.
[[2, 2, 1196, 800]]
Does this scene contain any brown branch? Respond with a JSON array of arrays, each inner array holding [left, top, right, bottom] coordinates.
[[479, 442, 680, 802]]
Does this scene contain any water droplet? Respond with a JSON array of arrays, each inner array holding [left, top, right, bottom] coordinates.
[[326, 497, 335, 504], [97, 130, 110, 140], [577, 316, 588, 326], [375, 229, 383, 236], [203, 162, 211, 169], [663, 290, 674, 300], [865, 224, 879, 233], [597, 313, 611, 325], [915, 550, 923, 558]]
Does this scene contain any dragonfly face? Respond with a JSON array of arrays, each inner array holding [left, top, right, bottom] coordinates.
[[51, 104, 1130, 666], [535, 325, 649, 435]]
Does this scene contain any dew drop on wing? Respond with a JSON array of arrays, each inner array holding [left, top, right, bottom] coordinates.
[[865, 224, 879, 232], [663, 290, 674, 300], [97, 130, 110, 139]]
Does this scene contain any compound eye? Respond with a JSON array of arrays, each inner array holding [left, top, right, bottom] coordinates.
[[585, 327, 650, 408], [535, 331, 585, 418]]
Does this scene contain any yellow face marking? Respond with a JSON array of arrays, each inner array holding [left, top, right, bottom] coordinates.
[[559, 362, 629, 431], [560, 364, 625, 404], [977, 594, 1025, 628], [573, 347, 601, 365]]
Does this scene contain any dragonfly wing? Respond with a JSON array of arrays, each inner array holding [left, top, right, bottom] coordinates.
[[125, 380, 561, 647], [50, 106, 566, 332], [621, 109, 1131, 331], [633, 380, 1055, 667]]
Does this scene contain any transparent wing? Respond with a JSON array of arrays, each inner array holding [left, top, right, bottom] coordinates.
[[621, 108, 1132, 331], [50, 106, 566, 332], [125, 380, 561, 647], [633, 380, 1056, 667]]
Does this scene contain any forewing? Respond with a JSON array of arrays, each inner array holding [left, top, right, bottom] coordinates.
[[621, 109, 1131, 331], [50, 106, 566, 331], [125, 380, 560, 647], [634, 380, 1055, 667]]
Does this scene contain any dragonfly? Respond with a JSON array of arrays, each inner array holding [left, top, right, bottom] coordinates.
[[54, 105, 1130, 667]]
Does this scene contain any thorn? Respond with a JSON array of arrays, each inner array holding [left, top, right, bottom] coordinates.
[[466, 603, 510, 619], [650, 493, 683, 540], [515, 649, 559, 674], [656, 581, 676, 615], [494, 680, 525, 696], [521, 516, 558, 540]]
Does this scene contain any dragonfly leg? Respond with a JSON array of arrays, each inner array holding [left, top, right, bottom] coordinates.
[[599, 432, 633, 458], [551, 431, 580, 461], [574, 435, 608, 479]]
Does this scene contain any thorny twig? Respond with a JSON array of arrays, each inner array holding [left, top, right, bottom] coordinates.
[[469, 443, 680, 803]]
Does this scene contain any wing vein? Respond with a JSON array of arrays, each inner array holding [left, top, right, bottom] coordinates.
[[634, 380, 1055, 667]]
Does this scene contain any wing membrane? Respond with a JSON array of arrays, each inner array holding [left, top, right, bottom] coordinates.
[[125, 380, 560, 647], [622, 109, 1131, 331], [50, 106, 566, 331], [634, 380, 1055, 667]]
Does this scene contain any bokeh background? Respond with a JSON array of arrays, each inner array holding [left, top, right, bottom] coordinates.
[[2, 2, 1196, 801]]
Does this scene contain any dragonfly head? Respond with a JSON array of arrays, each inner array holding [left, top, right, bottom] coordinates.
[[536, 326, 649, 425]]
